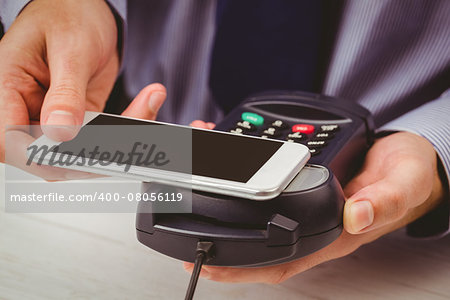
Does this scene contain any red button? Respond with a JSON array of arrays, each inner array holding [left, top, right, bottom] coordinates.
[[292, 124, 315, 134]]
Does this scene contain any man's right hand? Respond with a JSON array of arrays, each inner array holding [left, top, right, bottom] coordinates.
[[0, 0, 120, 162]]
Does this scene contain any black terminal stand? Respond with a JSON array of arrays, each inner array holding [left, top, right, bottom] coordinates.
[[136, 91, 374, 298]]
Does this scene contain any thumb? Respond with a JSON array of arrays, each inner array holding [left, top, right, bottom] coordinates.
[[344, 157, 432, 234], [121, 83, 167, 120], [40, 39, 93, 141]]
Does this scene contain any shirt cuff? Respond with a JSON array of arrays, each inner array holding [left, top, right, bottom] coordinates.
[[105, 0, 126, 21], [105, 0, 127, 74]]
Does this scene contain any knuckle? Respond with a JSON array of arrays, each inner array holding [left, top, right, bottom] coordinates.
[[387, 187, 408, 220], [270, 269, 290, 284], [49, 83, 83, 102], [86, 99, 105, 112], [0, 73, 22, 90]]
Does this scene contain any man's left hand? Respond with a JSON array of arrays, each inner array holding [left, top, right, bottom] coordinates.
[[185, 121, 446, 283]]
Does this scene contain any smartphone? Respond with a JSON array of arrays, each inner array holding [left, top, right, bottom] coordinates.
[[27, 112, 310, 200]]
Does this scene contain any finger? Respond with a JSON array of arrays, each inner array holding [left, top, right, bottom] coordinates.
[[206, 122, 216, 130], [5, 129, 96, 181], [343, 169, 369, 198], [190, 120, 210, 129], [183, 262, 212, 279], [181, 231, 364, 284], [40, 34, 96, 142], [121, 83, 167, 120], [183, 262, 298, 284], [344, 157, 433, 234], [0, 87, 30, 161], [202, 265, 293, 284]]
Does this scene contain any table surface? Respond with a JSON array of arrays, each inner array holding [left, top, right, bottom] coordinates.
[[1, 164, 449, 300]]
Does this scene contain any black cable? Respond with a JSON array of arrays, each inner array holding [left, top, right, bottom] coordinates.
[[185, 241, 215, 300], [185, 251, 206, 300]]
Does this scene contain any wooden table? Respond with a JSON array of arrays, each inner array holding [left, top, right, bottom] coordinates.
[[1, 164, 449, 299]]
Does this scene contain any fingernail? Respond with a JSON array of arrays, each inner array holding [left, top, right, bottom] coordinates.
[[46, 110, 76, 126], [148, 92, 166, 114], [350, 200, 374, 232], [44, 110, 79, 141]]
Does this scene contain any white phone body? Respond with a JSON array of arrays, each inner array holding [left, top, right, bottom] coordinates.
[[28, 112, 310, 200]]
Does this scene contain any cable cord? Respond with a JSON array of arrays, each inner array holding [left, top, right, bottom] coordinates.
[[185, 241, 215, 300]]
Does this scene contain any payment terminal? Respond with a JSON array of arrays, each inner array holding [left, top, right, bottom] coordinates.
[[136, 91, 374, 298]]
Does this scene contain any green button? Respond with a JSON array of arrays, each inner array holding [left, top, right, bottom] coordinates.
[[241, 112, 264, 126]]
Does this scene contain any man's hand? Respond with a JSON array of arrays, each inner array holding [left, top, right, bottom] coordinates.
[[0, 0, 167, 179], [0, 0, 119, 145], [185, 122, 446, 283]]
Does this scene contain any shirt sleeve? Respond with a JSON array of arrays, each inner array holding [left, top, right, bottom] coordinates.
[[379, 88, 450, 237], [0, 0, 31, 31], [104, 0, 127, 72], [105, 0, 126, 22]]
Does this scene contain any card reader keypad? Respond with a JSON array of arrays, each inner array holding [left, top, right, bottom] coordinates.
[[229, 112, 341, 157]]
